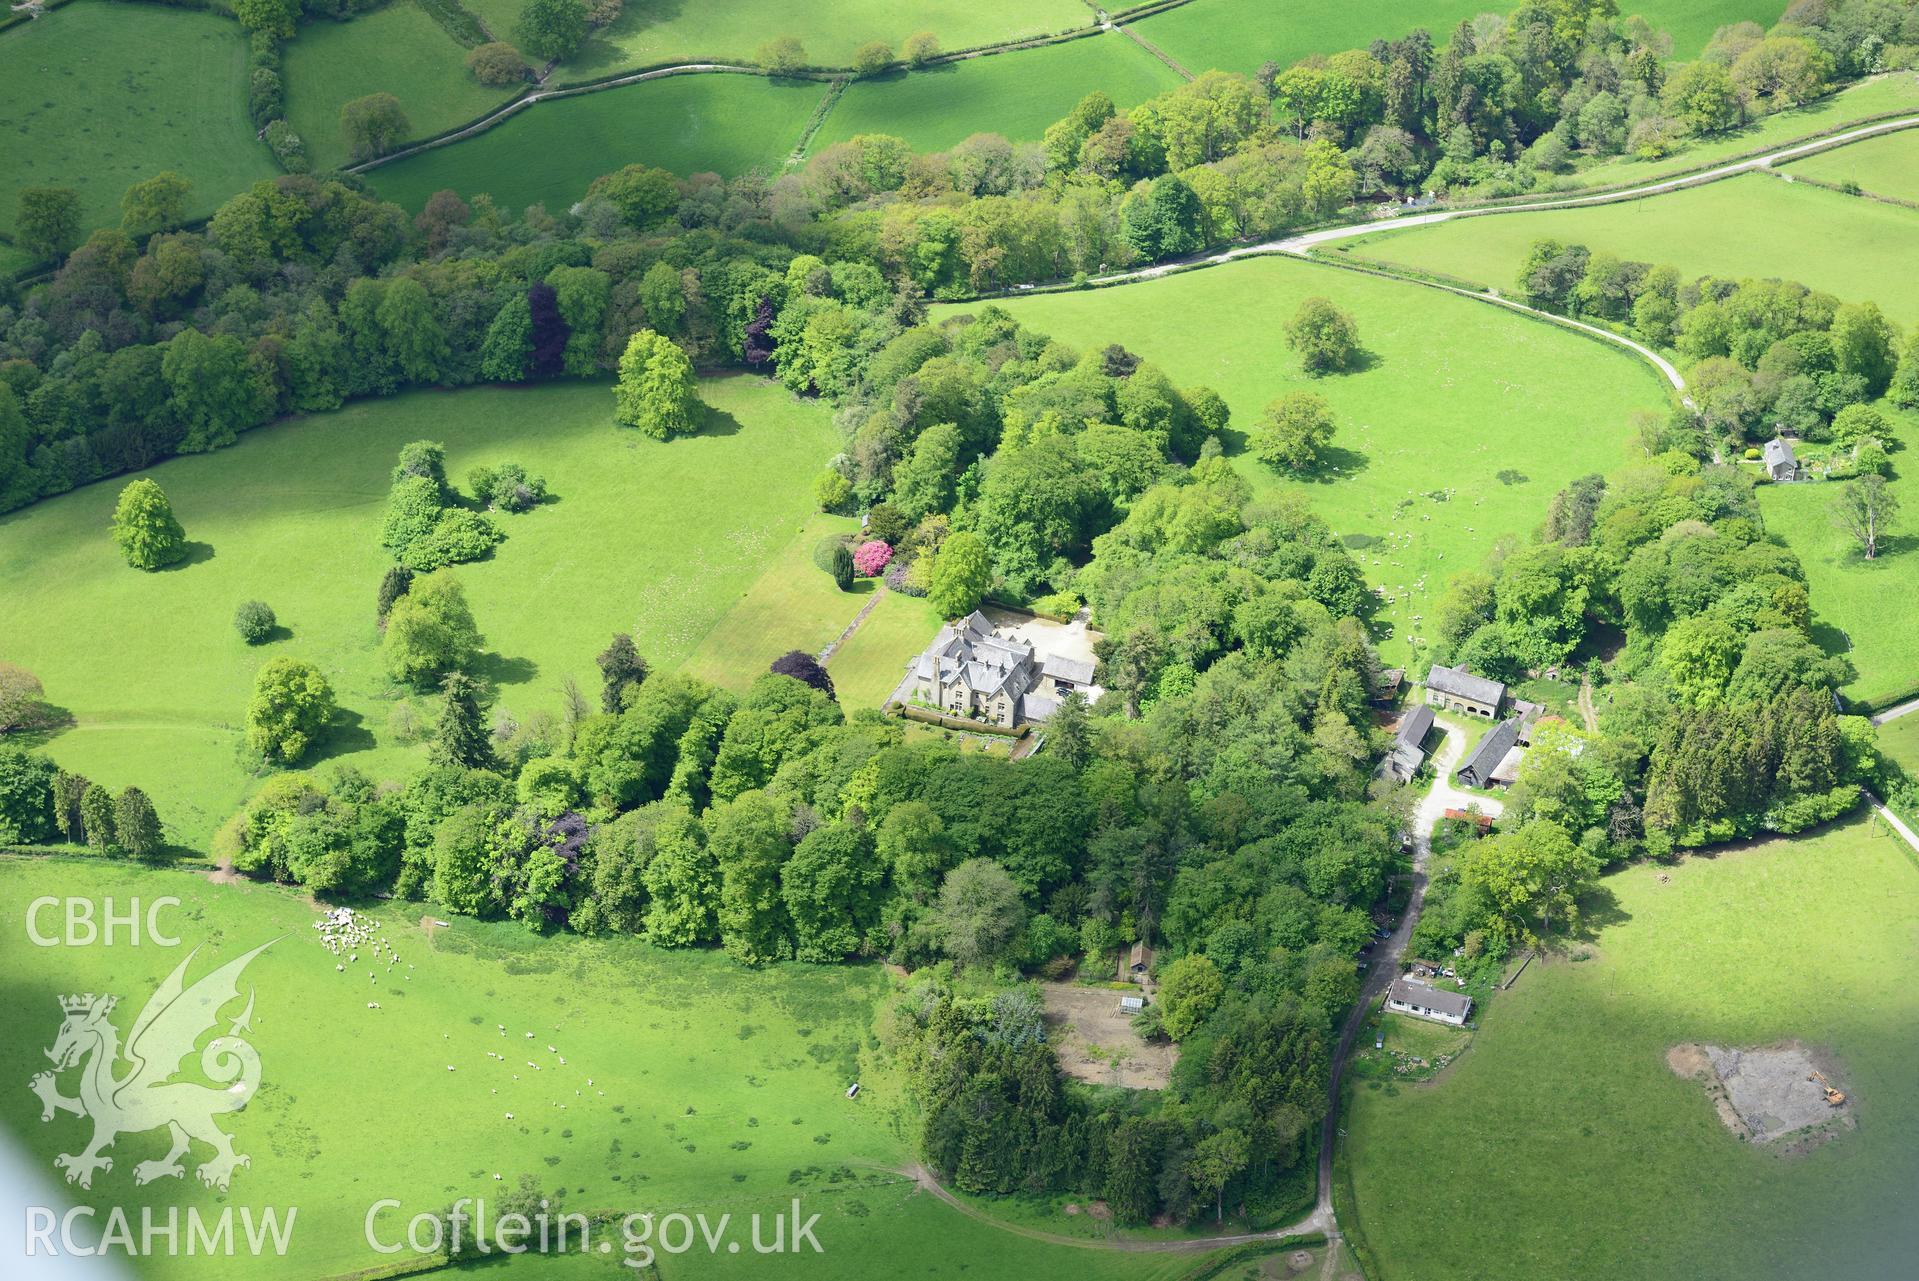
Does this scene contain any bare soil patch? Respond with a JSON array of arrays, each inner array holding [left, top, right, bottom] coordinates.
[[1669, 1040, 1856, 1151], [1041, 980, 1176, 1089]]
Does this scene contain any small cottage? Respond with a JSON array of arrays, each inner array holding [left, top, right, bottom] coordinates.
[[1387, 976, 1473, 1026], [1763, 437, 1798, 483]]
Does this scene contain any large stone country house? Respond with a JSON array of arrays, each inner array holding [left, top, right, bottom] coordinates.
[[908, 610, 1095, 728]]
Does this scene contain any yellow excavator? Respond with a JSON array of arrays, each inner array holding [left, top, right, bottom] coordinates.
[[1807, 1070, 1846, 1106]]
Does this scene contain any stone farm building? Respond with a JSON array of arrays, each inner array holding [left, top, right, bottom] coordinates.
[[1426, 663, 1506, 718], [1387, 976, 1473, 1026], [909, 610, 1096, 729], [1379, 703, 1434, 784]]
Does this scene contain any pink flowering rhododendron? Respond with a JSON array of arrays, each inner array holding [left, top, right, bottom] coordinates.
[[853, 540, 893, 576]]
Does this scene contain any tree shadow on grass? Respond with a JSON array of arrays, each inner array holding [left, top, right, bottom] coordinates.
[[1810, 621, 1851, 660], [7, 700, 77, 747], [310, 706, 376, 764], [473, 652, 539, 688], [1567, 883, 1631, 946], [1299, 443, 1371, 484], [698, 406, 744, 438], [157, 541, 214, 572]]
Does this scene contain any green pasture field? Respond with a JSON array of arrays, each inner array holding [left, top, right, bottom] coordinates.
[[810, 35, 1183, 155], [0, 857, 1244, 1281], [1562, 72, 1919, 192], [0, 377, 844, 848], [0, 0, 275, 240], [945, 256, 1669, 669], [1342, 814, 1919, 1280], [1877, 710, 1919, 775], [466, 0, 1091, 77], [1341, 172, 1919, 325], [823, 589, 944, 711], [282, 3, 517, 173], [1757, 433, 1919, 710], [1785, 126, 1919, 203], [1132, 0, 1769, 78], [364, 72, 825, 212]]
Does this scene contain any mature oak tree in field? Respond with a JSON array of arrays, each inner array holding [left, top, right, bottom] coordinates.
[[515, 0, 588, 62], [16, 188, 81, 260], [340, 93, 411, 162], [119, 171, 192, 235], [1284, 296, 1360, 375], [1252, 391, 1337, 473], [246, 657, 337, 765]]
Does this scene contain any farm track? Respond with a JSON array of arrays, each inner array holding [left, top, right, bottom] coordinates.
[[1013, 109, 1919, 405]]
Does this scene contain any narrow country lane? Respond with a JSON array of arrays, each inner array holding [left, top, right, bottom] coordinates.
[[898, 719, 1504, 1254], [1313, 723, 1501, 1225]]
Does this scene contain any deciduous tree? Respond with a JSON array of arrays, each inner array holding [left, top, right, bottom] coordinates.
[[1831, 473, 1899, 561], [614, 329, 700, 439], [246, 658, 336, 764], [111, 479, 187, 570]]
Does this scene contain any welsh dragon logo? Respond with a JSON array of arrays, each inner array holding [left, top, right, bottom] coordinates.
[[29, 941, 274, 1191]]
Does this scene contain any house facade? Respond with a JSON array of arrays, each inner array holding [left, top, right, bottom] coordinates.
[[1426, 664, 1506, 718], [908, 611, 1096, 729], [1387, 976, 1473, 1026]]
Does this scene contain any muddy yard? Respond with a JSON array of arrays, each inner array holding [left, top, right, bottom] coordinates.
[[1040, 980, 1177, 1090], [1669, 1040, 1856, 1151]]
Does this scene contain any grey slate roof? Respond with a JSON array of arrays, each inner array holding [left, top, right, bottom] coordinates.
[[1456, 717, 1520, 788], [1427, 663, 1506, 707], [1763, 438, 1796, 474], [913, 611, 1038, 701], [1040, 653, 1097, 686], [1389, 976, 1473, 1019], [1395, 704, 1435, 749]]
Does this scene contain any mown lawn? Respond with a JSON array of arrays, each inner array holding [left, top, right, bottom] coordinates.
[[0, 377, 840, 846], [1757, 428, 1919, 710], [1785, 126, 1919, 203], [477, 0, 1091, 76], [949, 256, 1668, 668], [0, 0, 275, 239], [1342, 171, 1919, 325], [680, 513, 868, 694], [824, 588, 944, 710], [1133, 0, 1767, 78], [1343, 814, 1919, 1281], [811, 36, 1182, 155], [364, 72, 825, 211], [282, 3, 517, 172]]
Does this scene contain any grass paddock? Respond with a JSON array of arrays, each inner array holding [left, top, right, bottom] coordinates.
[[365, 72, 826, 211], [0, 377, 842, 845], [811, 36, 1182, 155], [0, 0, 274, 238], [1343, 814, 1919, 1281]]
